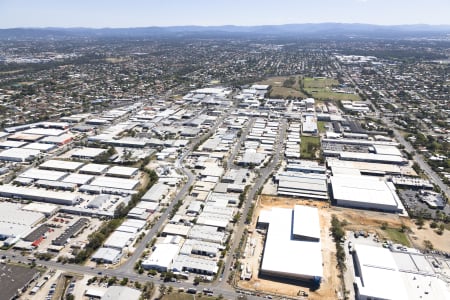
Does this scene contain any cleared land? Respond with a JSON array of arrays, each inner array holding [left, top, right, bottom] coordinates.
[[239, 195, 450, 299], [301, 77, 361, 101], [258, 76, 307, 99]]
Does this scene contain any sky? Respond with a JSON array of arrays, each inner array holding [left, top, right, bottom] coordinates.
[[0, 0, 449, 28]]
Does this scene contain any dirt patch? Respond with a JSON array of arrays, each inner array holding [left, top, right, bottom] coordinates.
[[408, 221, 450, 252], [240, 195, 442, 299]]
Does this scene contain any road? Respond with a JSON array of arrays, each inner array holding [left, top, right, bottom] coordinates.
[[217, 117, 287, 290], [381, 117, 450, 200], [227, 117, 255, 170]]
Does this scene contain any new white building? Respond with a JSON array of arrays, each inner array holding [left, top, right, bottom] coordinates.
[[259, 205, 323, 283]]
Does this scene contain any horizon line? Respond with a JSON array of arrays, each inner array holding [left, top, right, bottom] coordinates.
[[1, 22, 450, 30]]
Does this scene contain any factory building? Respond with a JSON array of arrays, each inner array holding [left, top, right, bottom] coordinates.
[[258, 205, 323, 284], [330, 175, 403, 213]]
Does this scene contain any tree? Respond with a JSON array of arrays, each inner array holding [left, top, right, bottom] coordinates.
[[159, 284, 167, 296], [381, 222, 388, 230], [120, 277, 129, 286], [423, 240, 434, 250]]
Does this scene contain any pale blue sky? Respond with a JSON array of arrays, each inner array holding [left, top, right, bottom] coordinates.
[[0, 0, 449, 28]]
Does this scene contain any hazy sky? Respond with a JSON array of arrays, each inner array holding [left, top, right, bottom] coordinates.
[[1, 0, 449, 28]]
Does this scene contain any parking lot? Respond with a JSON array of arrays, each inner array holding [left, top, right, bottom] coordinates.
[[398, 189, 450, 218]]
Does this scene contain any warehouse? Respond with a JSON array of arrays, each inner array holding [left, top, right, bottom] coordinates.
[[188, 225, 227, 244], [22, 142, 56, 152], [161, 224, 191, 238], [79, 163, 110, 175], [172, 254, 219, 275], [142, 236, 182, 271], [0, 202, 45, 242], [179, 239, 222, 258], [0, 140, 28, 149], [39, 159, 84, 172], [21, 202, 58, 217], [71, 147, 107, 160], [330, 175, 402, 213], [0, 264, 40, 300], [0, 148, 40, 162], [196, 212, 230, 229], [259, 206, 323, 284], [106, 166, 139, 178], [103, 231, 135, 250], [89, 177, 140, 191], [101, 286, 142, 300], [275, 172, 328, 200], [91, 247, 122, 264], [135, 201, 159, 213], [7, 133, 43, 142], [353, 244, 408, 300], [35, 179, 76, 191], [0, 185, 80, 205], [40, 133, 74, 145], [338, 152, 407, 165], [62, 173, 94, 186], [327, 158, 404, 176], [121, 219, 146, 231], [23, 128, 66, 136], [19, 168, 68, 181]]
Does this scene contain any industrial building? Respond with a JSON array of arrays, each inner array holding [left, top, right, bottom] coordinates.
[[0, 202, 45, 244], [91, 247, 122, 264], [275, 172, 328, 200], [351, 244, 449, 300], [330, 175, 403, 213], [258, 205, 323, 284], [71, 147, 107, 160], [39, 159, 84, 172], [0, 185, 80, 205], [106, 166, 139, 178], [0, 148, 40, 162], [141, 182, 170, 202], [101, 286, 141, 300], [142, 235, 182, 271]]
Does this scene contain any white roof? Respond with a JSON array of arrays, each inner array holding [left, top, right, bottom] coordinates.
[[172, 254, 219, 274], [331, 175, 400, 209], [39, 159, 84, 171], [62, 173, 94, 185], [106, 166, 138, 177], [121, 219, 146, 230], [142, 243, 181, 270], [0, 202, 44, 226], [0, 148, 40, 161], [19, 168, 67, 181], [22, 143, 55, 151], [90, 177, 139, 190], [92, 247, 122, 262], [261, 206, 323, 279], [101, 286, 141, 300], [21, 202, 58, 215], [372, 145, 403, 156], [104, 231, 134, 249], [0, 185, 79, 205], [71, 147, 106, 158], [354, 244, 408, 300], [23, 128, 65, 136], [79, 163, 109, 174], [292, 205, 320, 240]]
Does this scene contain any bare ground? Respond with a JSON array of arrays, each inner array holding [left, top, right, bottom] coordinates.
[[238, 195, 450, 299]]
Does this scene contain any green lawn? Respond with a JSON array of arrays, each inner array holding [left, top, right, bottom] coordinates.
[[382, 228, 411, 247], [317, 121, 326, 134], [301, 77, 360, 101], [303, 77, 338, 88], [300, 136, 321, 160]]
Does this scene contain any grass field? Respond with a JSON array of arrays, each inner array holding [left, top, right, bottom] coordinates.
[[382, 227, 411, 247], [301, 77, 361, 101], [258, 76, 307, 99], [300, 135, 321, 160], [317, 121, 326, 134]]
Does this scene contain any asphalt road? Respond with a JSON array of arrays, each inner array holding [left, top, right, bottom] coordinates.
[[218, 118, 287, 290], [382, 117, 450, 200]]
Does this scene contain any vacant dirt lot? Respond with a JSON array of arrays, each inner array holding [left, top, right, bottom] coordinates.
[[239, 195, 450, 299]]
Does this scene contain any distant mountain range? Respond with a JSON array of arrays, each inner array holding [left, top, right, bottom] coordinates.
[[1, 23, 449, 39]]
